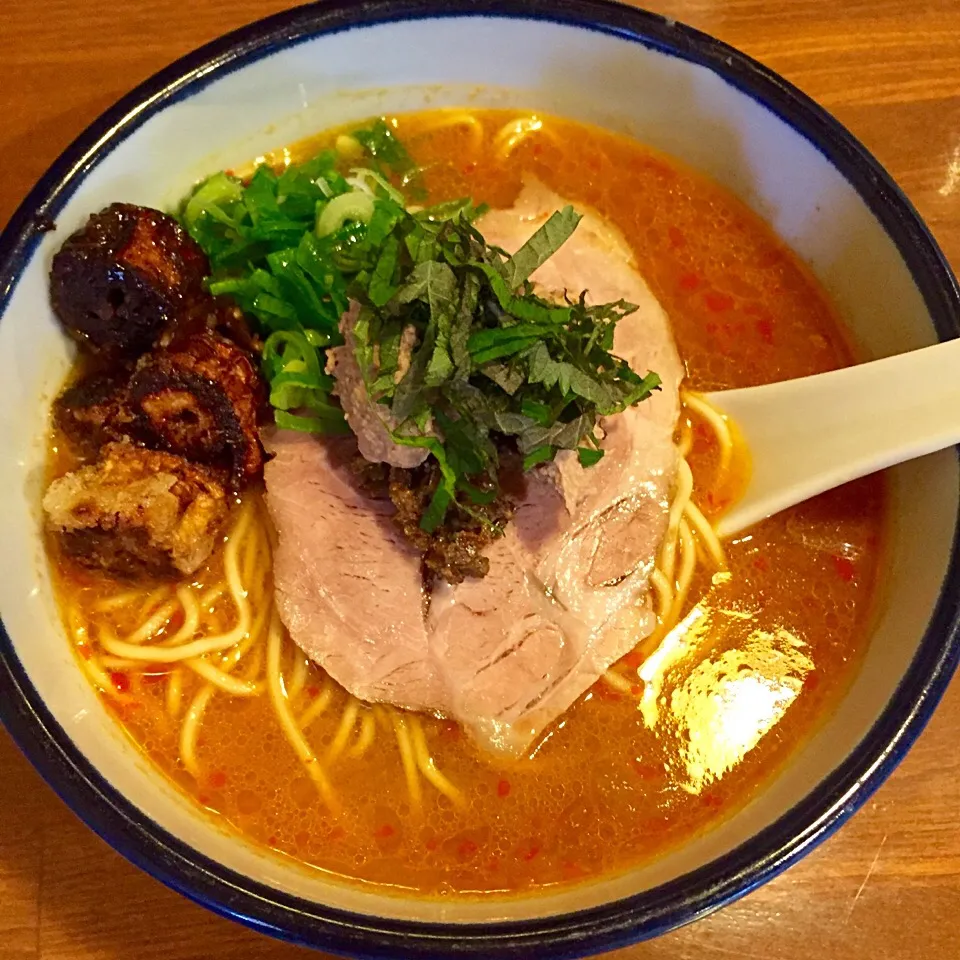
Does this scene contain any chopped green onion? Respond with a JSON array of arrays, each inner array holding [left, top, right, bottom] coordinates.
[[316, 191, 375, 238], [349, 167, 406, 206], [275, 410, 350, 434], [184, 172, 243, 226]]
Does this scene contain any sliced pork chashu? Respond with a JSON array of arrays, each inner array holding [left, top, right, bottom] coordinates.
[[263, 430, 441, 710], [427, 182, 684, 753], [265, 182, 684, 755]]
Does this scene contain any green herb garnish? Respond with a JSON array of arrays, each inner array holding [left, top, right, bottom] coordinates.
[[179, 119, 660, 531], [351, 118, 420, 187]]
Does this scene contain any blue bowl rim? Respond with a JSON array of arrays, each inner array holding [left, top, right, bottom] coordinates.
[[1, 1, 959, 957]]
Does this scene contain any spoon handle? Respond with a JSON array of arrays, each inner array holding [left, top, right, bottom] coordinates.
[[706, 336, 960, 538]]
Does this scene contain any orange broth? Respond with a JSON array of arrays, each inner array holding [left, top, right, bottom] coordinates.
[[47, 109, 886, 896]]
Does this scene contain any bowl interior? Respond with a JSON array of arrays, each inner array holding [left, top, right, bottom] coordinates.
[[0, 11, 955, 927]]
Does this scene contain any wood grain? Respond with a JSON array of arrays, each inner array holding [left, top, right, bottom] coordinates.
[[2, 1, 959, 957]]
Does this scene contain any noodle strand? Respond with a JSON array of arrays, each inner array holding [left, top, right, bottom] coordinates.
[[180, 684, 215, 777], [409, 716, 464, 807], [606, 394, 735, 686], [684, 498, 727, 569], [266, 611, 338, 812], [492, 115, 556, 159], [166, 667, 184, 719], [410, 110, 484, 152], [93, 589, 147, 613], [298, 681, 334, 730], [684, 391, 734, 479], [186, 657, 264, 696], [346, 710, 376, 759], [602, 669, 634, 694], [138, 585, 172, 619], [326, 699, 360, 764], [286, 653, 309, 703], [390, 711, 423, 809], [124, 598, 178, 646], [659, 458, 694, 584], [161, 585, 200, 647]]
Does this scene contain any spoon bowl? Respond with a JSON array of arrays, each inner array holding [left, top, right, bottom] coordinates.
[[707, 337, 960, 538]]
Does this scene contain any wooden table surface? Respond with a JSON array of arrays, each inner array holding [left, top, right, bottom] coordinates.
[[2, 1, 960, 958]]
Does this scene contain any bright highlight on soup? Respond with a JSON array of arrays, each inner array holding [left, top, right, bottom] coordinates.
[[43, 109, 885, 895]]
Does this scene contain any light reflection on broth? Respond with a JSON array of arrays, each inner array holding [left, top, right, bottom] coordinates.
[[665, 618, 814, 793], [45, 108, 886, 895]]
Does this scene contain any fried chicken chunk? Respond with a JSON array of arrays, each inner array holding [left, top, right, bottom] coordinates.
[[43, 442, 229, 578], [130, 331, 265, 485], [50, 204, 209, 357]]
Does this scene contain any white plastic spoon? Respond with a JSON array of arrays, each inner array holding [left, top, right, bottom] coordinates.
[[704, 336, 960, 539]]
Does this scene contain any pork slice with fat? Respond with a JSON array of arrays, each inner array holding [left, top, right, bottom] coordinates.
[[263, 429, 441, 709], [428, 182, 684, 754]]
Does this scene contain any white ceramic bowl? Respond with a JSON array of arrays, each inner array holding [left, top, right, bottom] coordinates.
[[1, 2, 959, 956]]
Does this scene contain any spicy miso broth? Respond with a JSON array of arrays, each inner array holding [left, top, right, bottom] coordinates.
[[44, 109, 885, 896]]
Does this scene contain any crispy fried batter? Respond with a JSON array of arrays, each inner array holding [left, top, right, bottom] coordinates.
[[43, 442, 229, 578], [50, 204, 209, 357], [130, 331, 265, 486]]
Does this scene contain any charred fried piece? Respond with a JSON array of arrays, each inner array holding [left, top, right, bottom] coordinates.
[[389, 462, 515, 584], [52, 372, 143, 454], [130, 331, 264, 485], [50, 331, 265, 486], [50, 204, 209, 357], [43, 442, 229, 578], [182, 294, 261, 354]]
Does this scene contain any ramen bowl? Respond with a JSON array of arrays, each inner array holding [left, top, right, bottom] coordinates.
[[1, 1, 958, 956]]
